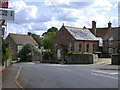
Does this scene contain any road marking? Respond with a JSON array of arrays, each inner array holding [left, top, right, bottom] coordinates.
[[55, 67, 73, 71], [15, 66, 23, 89], [92, 70, 118, 75], [91, 73, 119, 80]]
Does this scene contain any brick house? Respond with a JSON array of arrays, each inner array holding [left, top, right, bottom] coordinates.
[[103, 26, 120, 56], [89, 21, 120, 57], [53, 25, 99, 60], [6, 32, 38, 60]]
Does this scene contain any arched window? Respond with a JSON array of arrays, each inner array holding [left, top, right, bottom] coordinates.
[[109, 37, 113, 45]]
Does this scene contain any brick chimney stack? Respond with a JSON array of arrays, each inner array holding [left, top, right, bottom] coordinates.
[[108, 21, 112, 29], [92, 21, 96, 36]]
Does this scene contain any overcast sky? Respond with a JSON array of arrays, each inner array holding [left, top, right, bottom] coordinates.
[[6, 0, 118, 36]]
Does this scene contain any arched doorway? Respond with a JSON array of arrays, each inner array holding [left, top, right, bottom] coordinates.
[[57, 49, 61, 60]]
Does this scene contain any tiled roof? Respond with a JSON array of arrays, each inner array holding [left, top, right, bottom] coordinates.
[[103, 27, 120, 40], [89, 27, 119, 39], [8, 33, 38, 46], [64, 26, 99, 41]]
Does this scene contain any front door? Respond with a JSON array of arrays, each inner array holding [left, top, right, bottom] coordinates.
[[57, 49, 61, 60]]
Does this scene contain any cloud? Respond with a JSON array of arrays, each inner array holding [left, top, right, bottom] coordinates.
[[6, 0, 118, 37], [9, 0, 52, 24]]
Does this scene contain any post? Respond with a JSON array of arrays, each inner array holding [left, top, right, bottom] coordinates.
[[0, 24, 2, 90], [0, 25, 2, 69]]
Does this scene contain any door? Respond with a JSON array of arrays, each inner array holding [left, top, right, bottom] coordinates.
[[57, 49, 61, 60]]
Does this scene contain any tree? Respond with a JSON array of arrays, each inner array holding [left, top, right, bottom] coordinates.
[[31, 34, 42, 48], [19, 43, 41, 61], [42, 27, 58, 36], [41, 27, 58, 50], [42, 32, 56, 49]]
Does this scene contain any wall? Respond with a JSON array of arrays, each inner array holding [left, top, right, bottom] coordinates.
[[66, 54, 96, 64], [6, 35, 17, 60], [103, 40, 119, 53], [26, 55, 42, 61], [74, 40, 99, 52], [53, 26, 75, 59], [111, 54, 120, 65]]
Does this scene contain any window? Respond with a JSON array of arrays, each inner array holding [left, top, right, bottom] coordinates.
[[17, 45, 23, 53], [79, 44, 82, 52], [108, 48, 113, 53], [9, 44, 12, 48], [86, 44, 89, 52], [109, 37, 113, 45], [68, 43, 72, 51], [93, 44, 95, 52]]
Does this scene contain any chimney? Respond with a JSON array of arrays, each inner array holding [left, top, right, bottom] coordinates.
[[108, 21, 112, 29], [92, 21, 96, 36], [28, 32, 32, 36]]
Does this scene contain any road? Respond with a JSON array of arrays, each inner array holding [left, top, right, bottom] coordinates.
[[14, 63, 119, 88]]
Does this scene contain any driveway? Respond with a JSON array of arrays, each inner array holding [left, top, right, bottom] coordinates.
[[14, 63, 119, 88]]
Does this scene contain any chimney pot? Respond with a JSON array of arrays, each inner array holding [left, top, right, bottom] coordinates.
[[83, 26, 87, 29], [28, 32, 32, 36], [108, 21, 112, 29]]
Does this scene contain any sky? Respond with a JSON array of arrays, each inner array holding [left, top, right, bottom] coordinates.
[[5, 0, 119, 37]]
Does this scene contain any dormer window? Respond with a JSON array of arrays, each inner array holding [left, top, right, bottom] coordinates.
[[109, 37, 113, 45]]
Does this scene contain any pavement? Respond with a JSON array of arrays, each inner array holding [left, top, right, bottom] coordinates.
[[2, 65, 20, 88], [14, 63, 119, 88], [93, 58, 119, 70]]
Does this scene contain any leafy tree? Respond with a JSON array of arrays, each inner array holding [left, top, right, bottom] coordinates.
[[19, 43, 41, 61], [42, 27, 58, 36], [32, 34, 42, 48], [42, 27, 58, 49]]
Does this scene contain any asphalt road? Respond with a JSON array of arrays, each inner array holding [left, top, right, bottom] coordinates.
[[14, 63, 119, 88]]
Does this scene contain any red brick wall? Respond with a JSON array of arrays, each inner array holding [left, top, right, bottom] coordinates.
[[74, 40, 99, 52]]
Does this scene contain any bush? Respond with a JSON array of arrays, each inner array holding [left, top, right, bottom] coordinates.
[[67, 51, 86, 56], [2, 48, 12, 66], [43, 51, 52, 59], [19, 43, 41, 61]]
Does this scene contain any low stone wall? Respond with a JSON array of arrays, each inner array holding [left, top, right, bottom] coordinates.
[[111, 54, 120, 65], [26, 55, 41, 61], [66, 54, 96, 64]]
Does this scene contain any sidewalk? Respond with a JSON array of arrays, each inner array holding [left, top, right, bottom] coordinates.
[[94, 58, 120, 70], [2, 65, 19, 88]]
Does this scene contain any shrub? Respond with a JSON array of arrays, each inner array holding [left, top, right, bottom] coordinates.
[[2, 48, 12, 66], [19, 43, 41, 61], [43, 51, 52, 59], [67, 51, 74, 56]]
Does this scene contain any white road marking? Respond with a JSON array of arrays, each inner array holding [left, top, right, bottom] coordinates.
[[23, 63, 35, 64], [55, 67, 74, 71], [91, 73, 119, 80], [92, 70, 118, 75]]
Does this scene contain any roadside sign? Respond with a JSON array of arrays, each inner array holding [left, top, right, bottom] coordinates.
[[0, 0, 8, 8], [0, 9, 14, 20]]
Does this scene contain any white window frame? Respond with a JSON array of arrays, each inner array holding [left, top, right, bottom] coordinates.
[[108, 48, 113, 53], [109, 37, 113, 45]]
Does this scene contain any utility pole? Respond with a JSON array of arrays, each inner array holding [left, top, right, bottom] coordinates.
[[0, 24, 2, 69]]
